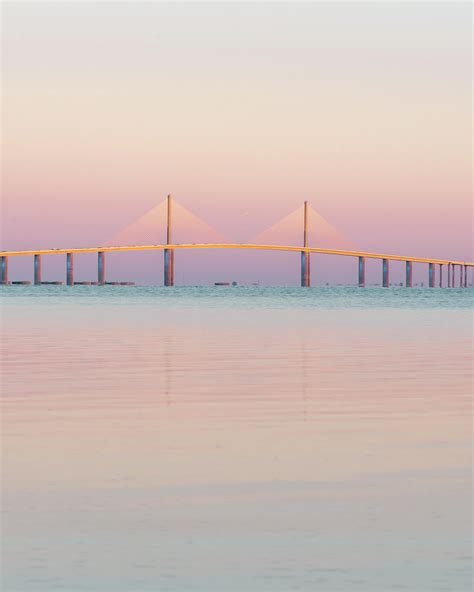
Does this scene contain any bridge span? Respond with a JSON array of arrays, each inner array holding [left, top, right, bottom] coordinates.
[[1, 197, 472, 287]]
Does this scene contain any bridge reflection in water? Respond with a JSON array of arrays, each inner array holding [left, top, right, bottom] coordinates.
[[1, 196, 472, 288]]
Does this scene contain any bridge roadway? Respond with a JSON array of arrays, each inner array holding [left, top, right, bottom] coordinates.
[[1, 243, 473, 267]]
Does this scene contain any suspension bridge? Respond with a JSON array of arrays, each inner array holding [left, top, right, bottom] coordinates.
[[1, 196, 472, 288]]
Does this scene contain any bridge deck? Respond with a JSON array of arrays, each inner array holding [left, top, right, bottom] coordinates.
[[0, 244, 472, 267]]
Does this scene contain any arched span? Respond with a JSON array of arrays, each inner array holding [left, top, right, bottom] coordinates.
[[0, 244, 472, 267]]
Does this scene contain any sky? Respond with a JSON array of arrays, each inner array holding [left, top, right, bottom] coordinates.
[[1, 1, 472, 284]]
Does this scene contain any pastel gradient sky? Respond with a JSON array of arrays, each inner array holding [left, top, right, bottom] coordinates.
[[1, 1, 472, 283]]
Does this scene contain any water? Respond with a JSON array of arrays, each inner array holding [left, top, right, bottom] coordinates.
[[1, 287, 472, 591]]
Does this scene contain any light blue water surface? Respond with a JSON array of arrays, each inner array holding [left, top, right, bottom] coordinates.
[[1, 284, 473, 307]]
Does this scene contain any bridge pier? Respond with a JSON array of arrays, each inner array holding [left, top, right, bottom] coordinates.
[[429, 263, 435, 288], [0, 256, 8, 284], [439, 264, 443, 288], [406, 261, 412, 287], [98, 251, 105, 285], [463, 265, 467, 288], [301, 252, 310, 287], [358, 256, 366, 287], [34, 254, 42, 285], [382, 259, 389, 287], [66, 253, 74, 286], [164, 249, 174, 287], [164, 194, 174, 287]]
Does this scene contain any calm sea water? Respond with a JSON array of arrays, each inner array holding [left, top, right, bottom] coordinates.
[[1, 287, 473, 592]]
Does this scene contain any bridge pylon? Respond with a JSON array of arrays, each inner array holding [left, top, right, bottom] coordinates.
[[164, 194, 174, 286], [301, 201, 310, 287]]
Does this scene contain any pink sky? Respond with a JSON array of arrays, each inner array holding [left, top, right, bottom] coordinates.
[[1, 2, 472, 283]]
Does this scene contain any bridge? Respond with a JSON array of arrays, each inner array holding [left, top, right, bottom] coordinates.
[[1, 197, 472, 288]]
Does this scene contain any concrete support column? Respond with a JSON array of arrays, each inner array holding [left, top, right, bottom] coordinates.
[[429, 263, 435, 288], [439, 264, 443, 288], [406, 261, 412, 288], [98, 251, 105, 285], [358, 256, 366, 287], [164, 249, 174, 287], [34, 254, 42, 285], [66, 253, 74, 286], [382, 258, 389, 287], [301, 251, 310, 287], [0, 256, 8, 284], [463, 265, 467, 288]]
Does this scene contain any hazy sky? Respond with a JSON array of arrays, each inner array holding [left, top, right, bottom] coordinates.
[[1, 1, 472, 283]]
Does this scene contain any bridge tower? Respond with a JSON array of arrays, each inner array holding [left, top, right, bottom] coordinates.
[[301, 201, 310, 287], [164, 194, 174, 286]]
